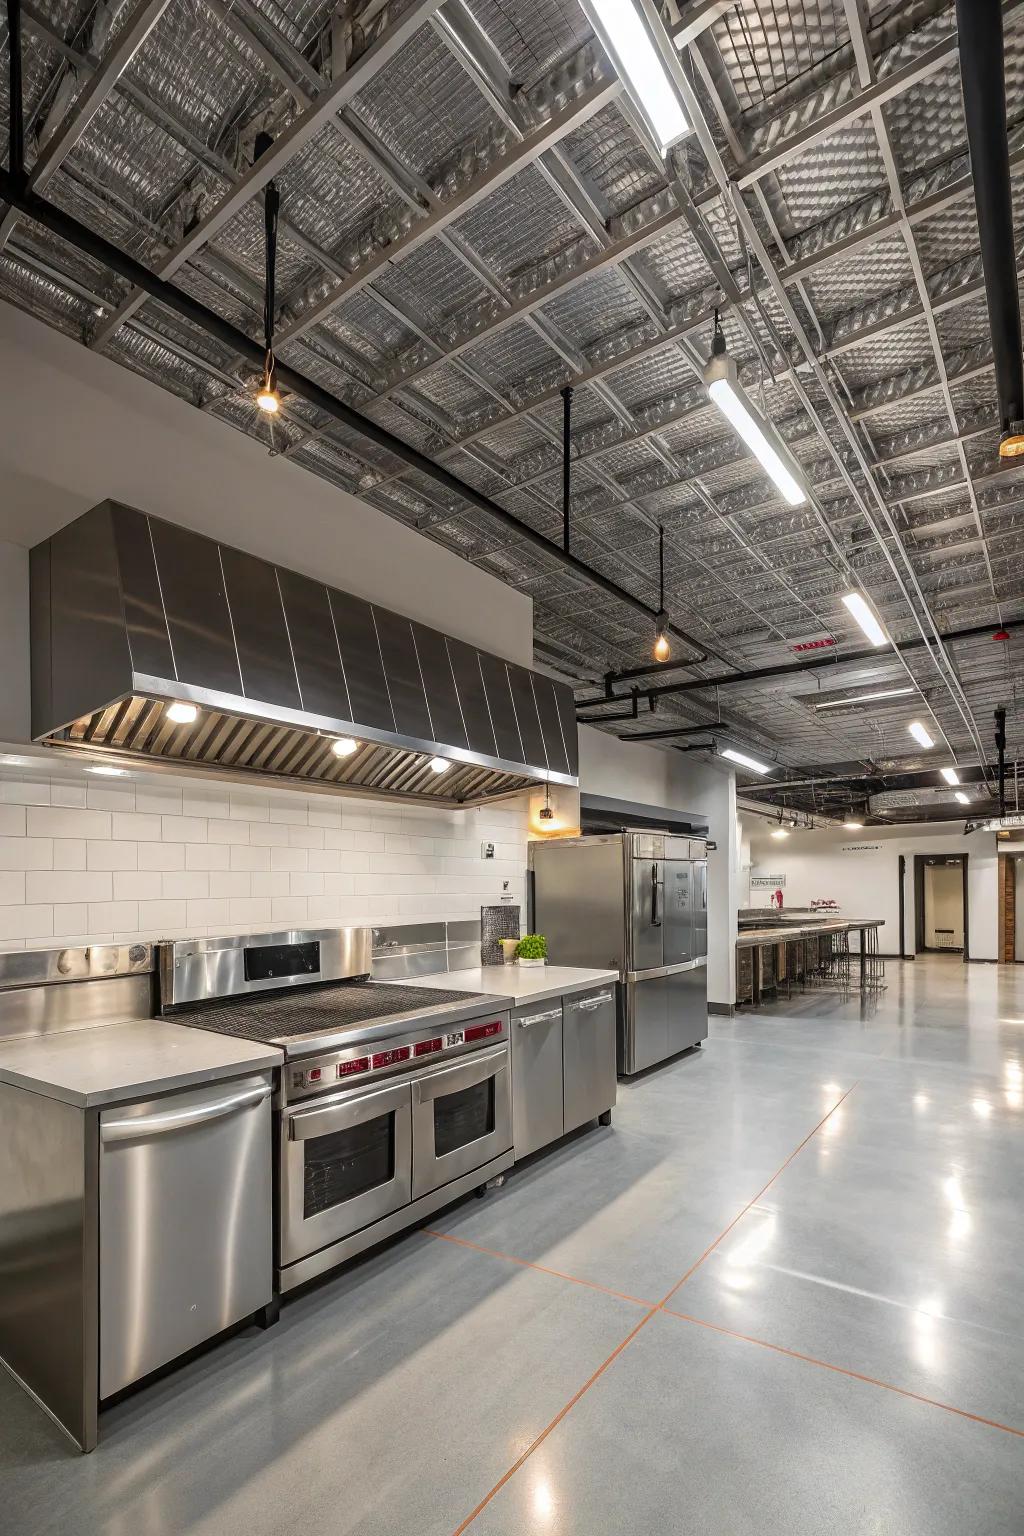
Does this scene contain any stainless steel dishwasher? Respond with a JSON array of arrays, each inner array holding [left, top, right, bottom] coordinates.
[[563, 987, 617, 1134], [99, 1072, 273, 1398], [510, 987, 616, 1159]]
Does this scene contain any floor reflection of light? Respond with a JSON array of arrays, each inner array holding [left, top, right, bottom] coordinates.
[[820, 1107, 844, 1139], [531, 1479, 555, 1523], [972, 1097, 993, 1118], [722, 1209, 777, 1292], [822, 1081, 840, 1093], [911, 1297, 944, 1370], [914, 1093, 930, 1110], [948, 1208, 972, 1241]]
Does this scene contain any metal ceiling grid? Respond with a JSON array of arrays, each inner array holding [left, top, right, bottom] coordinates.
[[2, 0, 1022, 820]]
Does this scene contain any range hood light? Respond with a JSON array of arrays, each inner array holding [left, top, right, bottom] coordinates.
[[770, 827, 789, 840], [841, 591, 887, 647], [908, 720, 934, 749], [720, 747, 772, 776], [940, 766, 960, 785], [704, 319, 806, 506], [87, 764, 127, 777], [428, 756, 449, 775], [581, 0, 689, 153], [843, 820, 864, 829], [955, 791, 970, 804], [331, 736, 359, 757], [166, 701, 199, 724]]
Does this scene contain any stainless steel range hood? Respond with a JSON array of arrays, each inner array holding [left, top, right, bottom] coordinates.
[[30, 501, 578, 806]]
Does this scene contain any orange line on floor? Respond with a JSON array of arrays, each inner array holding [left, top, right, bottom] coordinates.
[[663, 1309, 1024, 1440], [423, 1229, 653, 1308], [448, 1086, 857, 1533]]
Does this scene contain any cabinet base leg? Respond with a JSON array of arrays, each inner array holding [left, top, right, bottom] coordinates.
[[598, 1109, 612, 1126], [255, 1297, 280, 1329]]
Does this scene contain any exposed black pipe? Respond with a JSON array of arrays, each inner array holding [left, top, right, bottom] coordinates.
[[0, 171, 710, 646], [995, 706, 1007, 816], [576, 692, 644, 725], [955, 0, 1024, 442], [577, 617, 1024, 708], [560, 384, 572, 554], [8, 0, 25, 182]]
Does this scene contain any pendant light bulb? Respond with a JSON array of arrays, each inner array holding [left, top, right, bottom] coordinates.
[[257, 354, 280, 415], [654, 624, 671, 663], [653, 527, 670, 661]]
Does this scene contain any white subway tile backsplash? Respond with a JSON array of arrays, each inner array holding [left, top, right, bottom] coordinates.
[[230, 844, 272, 872], [0, 806, 26, 837], [87, 841, 138, 871], [113, 871, 163, 901], [138, 841, 185, 871], [208, 818, 249, 845], [53, 839, 87, 870], [28, 871, 112, 904], [160, 815, 207, 843], [112, 812, 162, 842], [0, 837, 52, 870], [27, 807, 111, 840], [0, 761, 530, 950]]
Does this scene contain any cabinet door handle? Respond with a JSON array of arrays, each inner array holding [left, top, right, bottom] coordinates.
[[518, 1008, 562, 1027]]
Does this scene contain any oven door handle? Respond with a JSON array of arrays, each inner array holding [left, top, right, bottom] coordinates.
[[412, 1046, 507, 1104], [287, 1080, 411, 1141]]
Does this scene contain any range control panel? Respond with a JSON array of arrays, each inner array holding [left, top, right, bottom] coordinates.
[[286, 1015, 508, 1101]]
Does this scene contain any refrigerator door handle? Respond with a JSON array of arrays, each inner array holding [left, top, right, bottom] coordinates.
[[651, 863, 661, 927]]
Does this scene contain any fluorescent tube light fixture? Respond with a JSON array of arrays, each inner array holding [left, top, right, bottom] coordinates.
[[720, 747, 772, 776], [843, 820, 864, 829], [908, 721, 934, 749], [582, 0, 689, 154], [814, 686, 915, 711], [955, 791, 970, 805], [704, 317, 806, 506], [841, 591, 887, 647], [940, 766, 960, 785], [770, 828, 789, 840]]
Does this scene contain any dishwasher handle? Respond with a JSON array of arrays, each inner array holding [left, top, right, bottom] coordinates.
[[517, 1007, 562, 1028], [100, 1077, 271, 1143]]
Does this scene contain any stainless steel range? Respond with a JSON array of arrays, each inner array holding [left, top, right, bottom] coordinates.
[[160, 927, 512, 1293]]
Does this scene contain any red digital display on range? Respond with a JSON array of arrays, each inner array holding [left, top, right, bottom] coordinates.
[[336, 1057, 370, 1078], [413, 1037, 443, 1057], [371, 1046, 412, 1069], [464, 1020, 503, 1043]]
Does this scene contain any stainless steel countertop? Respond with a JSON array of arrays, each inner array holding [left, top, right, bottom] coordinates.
[[736, 920, 884, 949], [405, 965, 619, 1007], [0, 1019, 283, 1108]]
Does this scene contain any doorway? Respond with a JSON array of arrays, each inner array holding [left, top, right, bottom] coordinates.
[[913, 854, 968, 958]]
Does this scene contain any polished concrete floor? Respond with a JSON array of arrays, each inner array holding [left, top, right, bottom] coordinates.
[[4, 955, 1024, 1533]]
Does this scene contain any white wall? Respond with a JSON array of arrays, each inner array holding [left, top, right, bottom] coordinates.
[[0, 306, 532, 742], [0, 751, 528, 951], [744, 819, 999, 961]]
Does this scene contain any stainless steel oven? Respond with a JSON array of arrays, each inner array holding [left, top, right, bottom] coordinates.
[[411, 1045, 511, 1198], [280, 1079, 412, 1269]]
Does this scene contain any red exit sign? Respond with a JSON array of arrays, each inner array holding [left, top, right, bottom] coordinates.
[[790, 635, 837, 653]]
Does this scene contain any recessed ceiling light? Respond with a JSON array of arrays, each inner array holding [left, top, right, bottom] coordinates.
[[843, 820, 863, 829], [908, 721, 934, 749], [940, 766, 960, 785], [719, 747, 772, 775], [841, 591, 887, 647], [813, 686, 915, 710], [331, 737, 359, 757], [770, 828, 789, 839], [87, 764, 127, 777], [428, 756, 449, 775], [954, 791, 970, 805], [166, 701, 199, 724]]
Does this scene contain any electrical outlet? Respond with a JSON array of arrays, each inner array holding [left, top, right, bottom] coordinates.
[[481, 841, 495, 859]]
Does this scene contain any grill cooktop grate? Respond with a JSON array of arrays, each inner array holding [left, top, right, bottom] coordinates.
[[169, 981, 490, 1043]]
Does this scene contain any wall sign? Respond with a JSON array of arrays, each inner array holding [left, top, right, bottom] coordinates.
[[751, 873, 785, 888], [840, 843, 882, 852]]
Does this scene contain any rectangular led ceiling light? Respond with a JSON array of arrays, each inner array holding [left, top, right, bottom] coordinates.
[[704, 351, 806, 506], [583, 0, 689, 153], [908, 720, 934, 749], [955, 791, 970, 804], [813, 686, 916, 710], [720, 747, 772, 775], [940, 766, 960, 785], [841, 591, 887, 647]]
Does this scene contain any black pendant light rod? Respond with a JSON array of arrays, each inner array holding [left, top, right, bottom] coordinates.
[[8, 0, 25, 182], [955, 0, 1024, 441], [658, 525, 664, 613], [995, 707, 1007, 817], [560, 384, 572, 554], [0, 169, 715, 655], [256, 131, 278, 384]]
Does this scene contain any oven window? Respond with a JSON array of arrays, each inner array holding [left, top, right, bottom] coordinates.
[[434, 1079, 495, 1158], [303, 1113, 395, 1218]]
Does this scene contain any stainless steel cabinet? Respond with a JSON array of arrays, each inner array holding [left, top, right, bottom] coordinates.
[[563, 987, 616, 1135], [510, 988, 616, 1159], [99, 1073, 273, 1399], [511, 1002, 564, 1157]]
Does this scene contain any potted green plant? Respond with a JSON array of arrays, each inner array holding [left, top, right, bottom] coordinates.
[[516, 934, 548, 968]]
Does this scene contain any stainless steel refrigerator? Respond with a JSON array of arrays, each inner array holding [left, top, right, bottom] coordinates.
[[531, 832, 708, 1076]]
